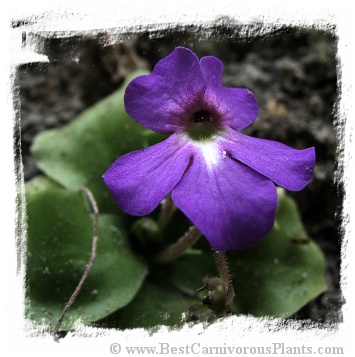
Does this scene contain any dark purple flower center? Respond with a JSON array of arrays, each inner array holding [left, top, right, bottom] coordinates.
[[187, 109, 220, 141], [193, 110, 213, 123]]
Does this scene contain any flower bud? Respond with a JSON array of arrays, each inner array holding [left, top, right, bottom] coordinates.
[[131, 217, 164, 253]]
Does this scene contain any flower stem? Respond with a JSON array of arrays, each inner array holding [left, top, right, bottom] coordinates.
[[213, 250, 230, 284], [212, 249, 235, 308], [158, 193, 176, 229], [52, 187, 99, 341], [152, 226, 202, 264]]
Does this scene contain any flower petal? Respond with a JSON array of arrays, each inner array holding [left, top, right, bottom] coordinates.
[[171, 147, 277, 250], [200, 56, 258, 130], [200, 56, 224, 87], [221, 130, 316, 191], [103, 134, 192, 216], [124, 47, 206, 134]]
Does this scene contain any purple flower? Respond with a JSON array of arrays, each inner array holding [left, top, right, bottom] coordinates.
[[103, 47, 315, 250]]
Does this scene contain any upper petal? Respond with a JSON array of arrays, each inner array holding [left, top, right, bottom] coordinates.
[[124, 47, 206, 134], [200, 56, 258, 130], [102, 134, 192, 216], [171, 144, 277, 250], [221, 130, 316, 191], [200, 56, 224, 87]]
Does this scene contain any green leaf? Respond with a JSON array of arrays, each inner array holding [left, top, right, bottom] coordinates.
[[99, 278, 199, 330], [31, 70, 166, 214], [155, 252, 215, 296], [229, 189, 327, 318], [25, 176, 148, 330], [162, 189, 327, 319]]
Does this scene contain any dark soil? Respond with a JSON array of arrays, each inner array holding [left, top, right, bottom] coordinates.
[[17, 25, 342, 324]]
